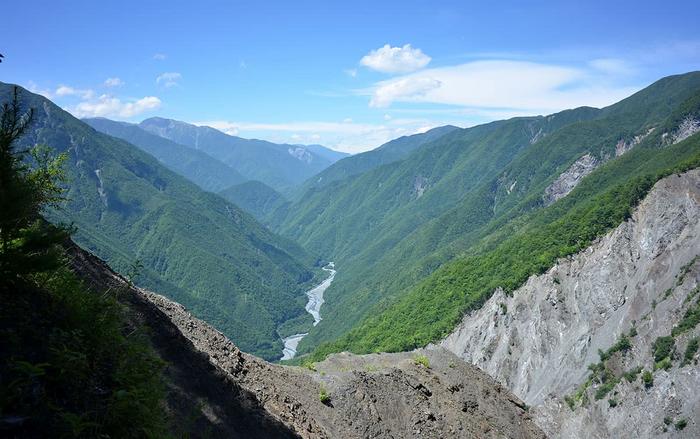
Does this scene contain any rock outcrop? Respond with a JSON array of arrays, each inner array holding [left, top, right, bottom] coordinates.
[[442, 169, 700, 438], [542, 153, 599, 206]]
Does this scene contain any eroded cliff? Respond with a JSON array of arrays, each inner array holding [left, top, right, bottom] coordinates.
[[442, 169, 700, 437]]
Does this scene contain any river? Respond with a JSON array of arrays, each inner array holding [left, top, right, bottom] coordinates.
[[280, 262, 336, 361]]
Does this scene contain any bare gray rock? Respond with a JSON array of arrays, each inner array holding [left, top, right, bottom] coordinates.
[[542, 153, 599, 206]]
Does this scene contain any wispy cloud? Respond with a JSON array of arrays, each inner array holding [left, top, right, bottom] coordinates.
[[55, 85, 94, 99], [156, 72, 182, 88], [363, 60, 640, 113], [69, 95, 161, 118], [361, 44, 431, 74], [153, 53, 167, 60], [104, 77, 124, 87]]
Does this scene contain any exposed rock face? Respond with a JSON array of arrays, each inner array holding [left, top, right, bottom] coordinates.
[[542, 153, 599, 206], [413, 174, 430, 199], [69, 240, 544, 438], [615, 127, 655, 156], [289, 146, 314, 164], [442, 169, 700, 438], [672, 117, 700, 144]]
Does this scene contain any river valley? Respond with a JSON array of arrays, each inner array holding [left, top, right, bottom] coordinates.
[[280, 262, 336, 360]]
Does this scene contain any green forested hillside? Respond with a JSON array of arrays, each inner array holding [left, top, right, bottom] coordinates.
[[0, 83, 319, 360], [139, 117, 335, 191], [291, 125, 458, 196], [314, 132, 700, 356], [219, 180, 287, 221], [283, 72, 700, 356], [84, 117, 246, 192]]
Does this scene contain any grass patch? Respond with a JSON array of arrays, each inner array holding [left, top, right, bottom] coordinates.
[[413, 354, 430, 368]]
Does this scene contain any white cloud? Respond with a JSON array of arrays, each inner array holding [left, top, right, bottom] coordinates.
[[345, 68, 358, 78], [369, 77, 441, 108], [360, 44, 431, 74], [156, 72, 182, 88], [589, 58, 635, 76], [55, 85, 94, 99], [364, 60, 639, 112], [69, 95, 161, 118], [104, 77, 124, 87], [153, 53, 167, 60]]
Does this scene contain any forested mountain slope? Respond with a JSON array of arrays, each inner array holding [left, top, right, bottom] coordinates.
[[287, 72, 700, 356], [0, 82, 319, 360], [140, 117, 336, 191], [293, 125, 458, 194], [219, 180, 287, 221], [84, 117, 246, 192]]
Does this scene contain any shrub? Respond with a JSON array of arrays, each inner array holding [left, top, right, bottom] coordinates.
[[675, 419, 687, 430], [414, 354, 430, 368], [642, 370, 654, 388], [652, 336, 675, 362], [608, 398, 618, 408], [672, 302, 700, 336], [682, 337, 699, 366], [655, 357, 673, 371], [319, 386, 331, 405], [622, 366, 643, 382]]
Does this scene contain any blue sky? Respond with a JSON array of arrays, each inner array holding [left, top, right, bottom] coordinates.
[[2, 1, 699, 152]]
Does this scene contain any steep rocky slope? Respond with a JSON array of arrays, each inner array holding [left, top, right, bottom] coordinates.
[[69, 239, 544, 438], [442, 169, 700, 437]]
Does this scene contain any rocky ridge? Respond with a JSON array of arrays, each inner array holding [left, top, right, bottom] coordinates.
[[69, 239, 544, 438]]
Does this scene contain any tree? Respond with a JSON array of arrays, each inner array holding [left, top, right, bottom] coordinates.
[[0, 86, 68, 279]]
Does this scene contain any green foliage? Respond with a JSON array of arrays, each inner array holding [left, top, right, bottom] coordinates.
[[0, 87, 167, 437], [594, 378, 620, 400], [675, 419, 688, 430], [219, 180, 287, 221], [622, 366, 643, 382], [608, 398, 618, 408], [413, 354, 430, 368], [672, 300, 700, 337], [682, 338, 699, 366], [499, 302, 508, 315], [642, 370, 654, 388], [676, 255, 699, 286], [0, 89, 69, 277], [318, 385, 330, 404], [599, 335, 632, 362], [664, 416, 673, 426], [653, 336, 675, 362], [655, 357, 673, 371], [302, 360, 317, 371], [1, 269, 169, 438]]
